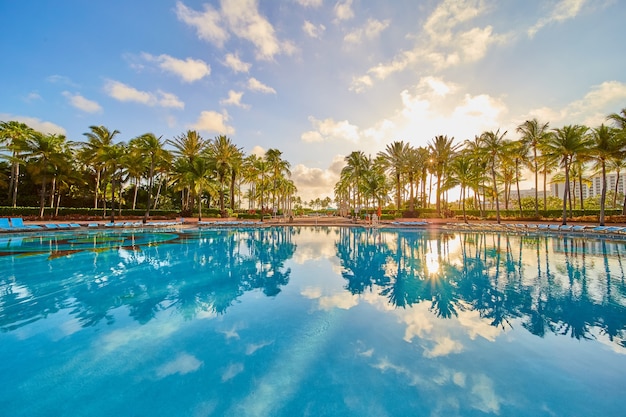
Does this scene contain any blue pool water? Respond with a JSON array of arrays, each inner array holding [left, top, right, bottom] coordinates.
[[1, 226, 625, 417]]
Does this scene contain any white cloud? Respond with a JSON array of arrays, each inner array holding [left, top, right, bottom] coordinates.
[[157, 91, 185, 109], [303, 20, 326, 38], [524, 80, 626, 127], [223, 52, 251, 73], [0, 113, 66, 135], [247, 77, 277, 94], [423, 336, 464, 358], [362, 76, 507, 146], [349, 74, 373, 93], [296, 0, 323, 6], [23, 92, 42, 102], [62, 91, 102, 113], [528, 0, 588, 38], [290, 156, 345, 201], [141, 53, 210, 82], [156, 352, 202, 378], [221, 0, 296, 60], [220, 90, 250, 108], [250, 145, 266, 157], [334, 0, 354, 21], [175, 1, 228, 47], [191, 110, 235, 134], [302, 116, 360, 143], [344, 18, 389, 44], [46, 74, 79, 87], [103, 80, 184, 109], [352, 0, 506, 89]]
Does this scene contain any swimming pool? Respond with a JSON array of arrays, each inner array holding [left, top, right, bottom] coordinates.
[[1, 226, 625, 416]]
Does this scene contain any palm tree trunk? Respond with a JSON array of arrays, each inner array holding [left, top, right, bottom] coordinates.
[[491, 163, 501, 224], [11, 159, 19, 208], [132, 181, 138, 210], [153, 176, 163, 210], [50, 177, 56, 208], [94, 169, 100, 209], [600, 162, 607, 226], [562, 162, 570, 225], [534, 147, 539, 216], [578, 173, 584, 212], [38, 174, 47, 219]]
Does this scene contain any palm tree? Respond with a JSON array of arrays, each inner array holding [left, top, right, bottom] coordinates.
[[81, 125, 120, 210], [541, 125, 590, 225], [377, 141, 409, 211], [168, 130, 208, 212], [23, 132, 67, 218], [480, 129, 508, 223], [342, 151, 368, 214], [0, 120, 35, 207], [589, 124, 619, 225], [449, 152, 477, 223], [429, 135, 459, 215], [517, 118, 550, 216], [130, 133, 168, 222], [206, 135, 243, 216], [265, 148, 291, 214], [103, 142, 128, 222]]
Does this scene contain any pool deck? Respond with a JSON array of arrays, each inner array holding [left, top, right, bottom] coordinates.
[[4, 216, 626, 237]]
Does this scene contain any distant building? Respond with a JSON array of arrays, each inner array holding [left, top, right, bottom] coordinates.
[[508, 188, 549, 200], [550, 173, 626, 199]]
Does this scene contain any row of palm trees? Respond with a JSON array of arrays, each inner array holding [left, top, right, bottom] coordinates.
[[0, 122, 295, 219], [335, 108, 626, 225]]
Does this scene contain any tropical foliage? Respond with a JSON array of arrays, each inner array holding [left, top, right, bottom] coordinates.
[[0, 124, 295, 220], [2, 107, 626, 225], [334, 107, 626, 225]]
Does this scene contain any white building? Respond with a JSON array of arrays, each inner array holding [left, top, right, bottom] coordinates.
[[550, 173, 626, 199]]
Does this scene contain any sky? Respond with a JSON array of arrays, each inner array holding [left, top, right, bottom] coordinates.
[[1, 0, 626, 203]]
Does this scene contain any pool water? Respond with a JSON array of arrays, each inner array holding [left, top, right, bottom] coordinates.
[[1, 227, 625, 417]]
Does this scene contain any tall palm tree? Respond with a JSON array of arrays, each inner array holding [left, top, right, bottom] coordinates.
[[541, 124, 590, 225], [81, 125, 120, 210], [168, 130, 208, 212], [103, 142, 128, 222], [265, 148, 291, 213], [589, 124, 619, 225], [342, 151, 368, 213], [0, 120, 35, 207], [429, 135, 459, 215], [130, 133, 168, 221], [205, 135, 243, 216], [377, 141, 410, 211], [517, 118, 550, 216], [480, 129, 508, 223], [449, 152, 477, 223], [23, 132, 67, 218]]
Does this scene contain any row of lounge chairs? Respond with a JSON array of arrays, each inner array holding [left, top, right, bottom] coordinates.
[[0, 217, 184, 233], [390, 221, 430, 227], [444, 222, 626, 235], [197, 220, 262, 226]]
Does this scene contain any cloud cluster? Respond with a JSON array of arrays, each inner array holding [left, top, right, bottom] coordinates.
[[344, 18, 389, 44], [191, 110, 235, 135], [175, 0, 295, 61], [528, 0, 589, 37], [62, 91, 102, 113], [350, 0, 507, 92], [104, 80, 184, 109], [141, 53, 211, 82]]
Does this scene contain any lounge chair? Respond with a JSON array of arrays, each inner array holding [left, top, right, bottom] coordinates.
[[0, 218, 13, 231], [10, 218, 43, 230]]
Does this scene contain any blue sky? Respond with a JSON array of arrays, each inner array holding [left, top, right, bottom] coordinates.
[[1, 0, 625, 201]]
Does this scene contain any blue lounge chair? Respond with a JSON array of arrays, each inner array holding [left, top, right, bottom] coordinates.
[[10, 218, 43, 230], [0, 218, 13, 231]]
